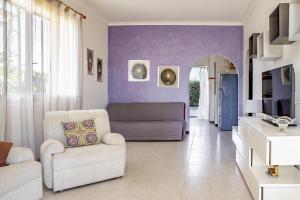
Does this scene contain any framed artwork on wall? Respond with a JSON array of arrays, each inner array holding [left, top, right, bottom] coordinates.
[[128, 60, 150, 82], [97, 58, 103, 82], [158, 66, 180, 88], [87, 48, 94, 75]]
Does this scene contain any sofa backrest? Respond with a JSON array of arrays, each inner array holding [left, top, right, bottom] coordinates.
[[44, 109, 111, 145], [107, 102, 185, 121]]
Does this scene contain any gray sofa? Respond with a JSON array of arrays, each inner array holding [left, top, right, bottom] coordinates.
[[107, 102, 186, 141]]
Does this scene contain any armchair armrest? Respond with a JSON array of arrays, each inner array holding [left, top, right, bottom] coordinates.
[[6, 147, 34, 164], [40, 139, 65, 189], [101, 133, 125, 146]]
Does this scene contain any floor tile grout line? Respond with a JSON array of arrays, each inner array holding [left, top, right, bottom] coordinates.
[[180, 120, 197, 200]]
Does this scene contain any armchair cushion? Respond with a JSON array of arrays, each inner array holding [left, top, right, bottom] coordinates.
[[40, 139, 65, 189], [0, 141, 13, 166], [6, 147, 34, 164], [102, 133, 125, 146], [52, 143, 124, 171]]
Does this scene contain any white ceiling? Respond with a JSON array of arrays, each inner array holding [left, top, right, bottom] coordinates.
[[86, 0, 254, 25]]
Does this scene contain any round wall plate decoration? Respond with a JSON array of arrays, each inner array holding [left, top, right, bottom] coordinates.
[[158, 66, 180, 88], [161, 68, 177, 85], [128, 60, 150, 82]]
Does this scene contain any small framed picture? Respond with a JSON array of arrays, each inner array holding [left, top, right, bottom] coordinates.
[[87, 48, 94, 75], [158, 66, 180, 88], [97, 58, 103, 82], [128, 60, 150, 82]]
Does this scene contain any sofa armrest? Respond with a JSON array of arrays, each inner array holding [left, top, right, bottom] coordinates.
[[101, 133, 125, 146], [6, 147, 34, 164], [40, 139, 65, 189]]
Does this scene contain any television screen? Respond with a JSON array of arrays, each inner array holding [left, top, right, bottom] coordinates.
[[261, 65, 295, 118]]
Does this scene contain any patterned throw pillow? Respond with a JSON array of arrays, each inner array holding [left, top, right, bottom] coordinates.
[[61, 119, 98, 147]]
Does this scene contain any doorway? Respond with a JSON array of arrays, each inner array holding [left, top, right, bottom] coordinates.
[[189, 66, 209, 119], [189, 55, 238, 130]]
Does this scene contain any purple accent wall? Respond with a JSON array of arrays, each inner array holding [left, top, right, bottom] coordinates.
[[108, 25, 244, 119]]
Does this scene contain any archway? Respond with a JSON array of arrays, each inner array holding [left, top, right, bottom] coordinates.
[[189, 55, 239, 130]]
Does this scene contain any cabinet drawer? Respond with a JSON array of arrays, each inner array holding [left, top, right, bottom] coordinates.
[[232, 130, 247, 156], [238, 122, 248, 142], [263, 187, 300, 200], [236, 150, 248, 177], [248, 128, 269, 165]]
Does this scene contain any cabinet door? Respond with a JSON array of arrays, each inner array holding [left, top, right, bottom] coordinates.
[[263, 187, 300, 200], [270, 139, 300, 165], [247, 128, 269, 165]]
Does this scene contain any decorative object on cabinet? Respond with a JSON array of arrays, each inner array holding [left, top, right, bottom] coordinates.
[[269, 3, 295, 45], [267, 165, 279, 177], [249, 33, 260, 58], [87, 48, 94, 75], [289, 0, 300, 41], [128, 60, 150, 82], [257, 30, 282, 61], [158, 66, 179, 88], [272, 116, 296, 134], [97, 58, 103, 82], [245, 100, 262, 116]]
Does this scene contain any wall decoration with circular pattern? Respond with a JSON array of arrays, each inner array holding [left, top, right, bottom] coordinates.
[[158, 66, 180, 88], [128, 60, 150, 82]]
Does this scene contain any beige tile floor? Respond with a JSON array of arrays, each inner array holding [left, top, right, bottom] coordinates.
[[43, 119, 253, 200]]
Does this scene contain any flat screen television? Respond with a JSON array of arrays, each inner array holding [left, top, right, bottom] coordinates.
[[262, 65, 295, 118]]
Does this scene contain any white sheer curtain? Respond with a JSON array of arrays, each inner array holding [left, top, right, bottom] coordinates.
[[198, 66, 209, 119], [0, 0, 83, 156]]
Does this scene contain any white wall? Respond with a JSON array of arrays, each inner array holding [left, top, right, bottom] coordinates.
[[243, 0, 300, 122], [68, 0, 108, 109]]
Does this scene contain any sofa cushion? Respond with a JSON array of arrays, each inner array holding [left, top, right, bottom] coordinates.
[[110, 121, 185, 140], [107, 102, 185, 121], [0, 141, 13, 167], [62, 119, 98, 147], [0, 161, 41, 195], [52, 143, 124, 171]]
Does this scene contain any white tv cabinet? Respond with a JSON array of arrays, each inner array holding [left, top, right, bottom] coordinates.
[[232, 117, 300, 200]]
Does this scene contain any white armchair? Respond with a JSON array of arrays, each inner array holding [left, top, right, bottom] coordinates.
[[40, 109, 126, 192], [0, 147, 43, 200]]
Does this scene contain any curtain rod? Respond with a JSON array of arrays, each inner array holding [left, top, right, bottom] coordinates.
[[56, 0, 87, 19]]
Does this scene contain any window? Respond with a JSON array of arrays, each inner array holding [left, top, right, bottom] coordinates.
[[32, 14, 51, 96], [0, 0, 51, 97]]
